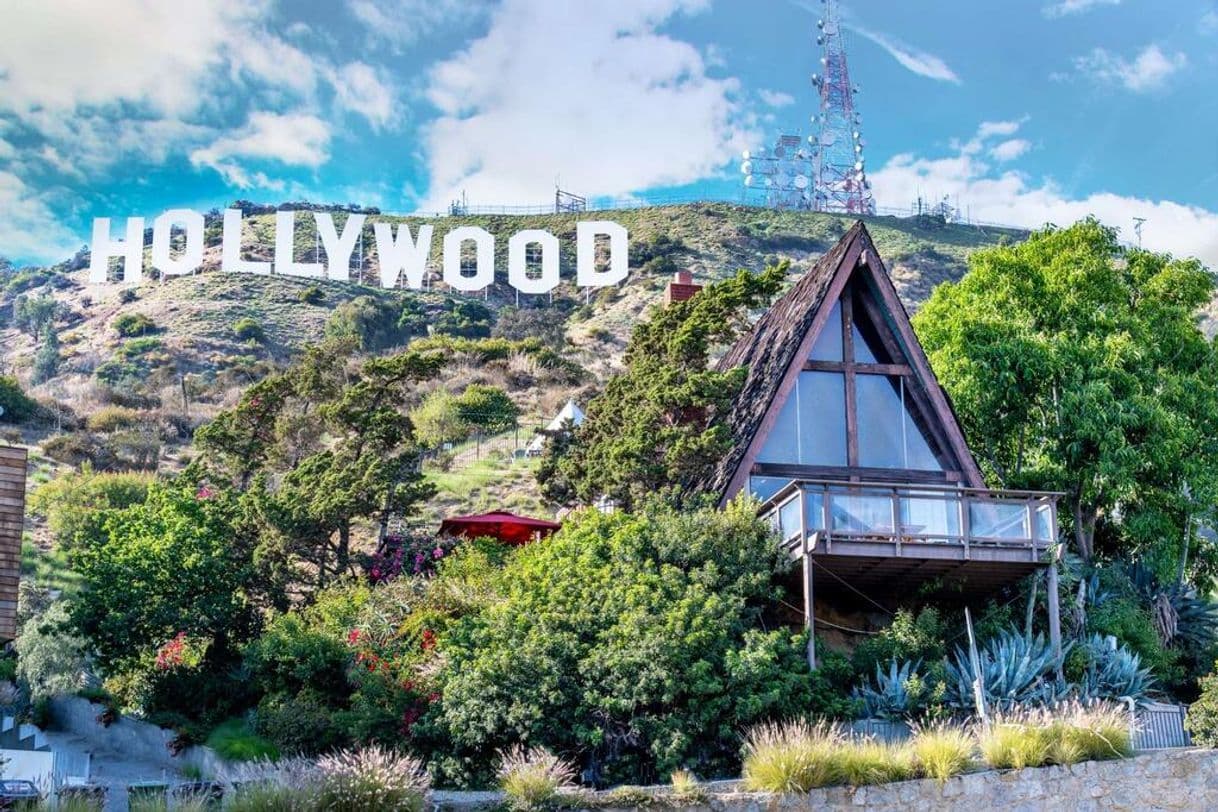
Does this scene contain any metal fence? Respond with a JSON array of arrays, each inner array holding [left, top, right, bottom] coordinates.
[[419, 423, 551, 474], [1134, 702, 1191, 750]]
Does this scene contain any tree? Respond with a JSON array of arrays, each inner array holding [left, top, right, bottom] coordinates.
[[194, 340, 444, 597], [410, 389, 467, 449], [454, 385, 519, 436], [69, 482, 258, 671], [914, 218, 1218, 570], [31, 325, 60, 384], [539, 264, 785, 508]]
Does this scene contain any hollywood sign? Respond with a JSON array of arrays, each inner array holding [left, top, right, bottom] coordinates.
[[88, 209, 629, 294]]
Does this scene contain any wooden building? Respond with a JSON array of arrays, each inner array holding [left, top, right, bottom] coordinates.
[[0, 445, 26, 641], [697, 222, 1062, 668]]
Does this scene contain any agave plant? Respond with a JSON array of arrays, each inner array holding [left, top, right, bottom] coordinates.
[[1126, 562, 1218, 650], [853, 658, 922, 720], [1075, 633, 1155, 704], [944, 628, 1071, 711]]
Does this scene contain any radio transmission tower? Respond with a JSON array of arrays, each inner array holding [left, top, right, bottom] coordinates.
[[741, 0, 874, 214], [810, 0, 874, 214]]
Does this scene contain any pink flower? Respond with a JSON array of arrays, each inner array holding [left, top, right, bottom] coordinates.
[[432, 547, 444, 559], [196, 485, 214, 501]]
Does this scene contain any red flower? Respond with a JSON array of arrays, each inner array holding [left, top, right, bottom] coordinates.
[[346, 629, 361, 645], [155, 632, 188, 671], [420, 629, 436, 651], [196, 485, 214, 501]]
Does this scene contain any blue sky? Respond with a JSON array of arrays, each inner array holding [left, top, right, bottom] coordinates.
[[2, 0, 1216, 265]]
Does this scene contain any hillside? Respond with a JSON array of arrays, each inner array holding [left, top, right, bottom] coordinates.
[[0, 203, 1025, 533]]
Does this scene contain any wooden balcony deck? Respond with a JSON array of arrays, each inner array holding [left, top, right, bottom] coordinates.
[[762, 479, 1060, 602]]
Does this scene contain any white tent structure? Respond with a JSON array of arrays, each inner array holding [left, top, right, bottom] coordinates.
[[526, 400, 585, 456]]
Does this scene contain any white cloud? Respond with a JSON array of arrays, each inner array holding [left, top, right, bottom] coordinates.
[[989, 138, 1031, 162], [1202, 10, 1218, 34], [976, 120, 1022, 139], [1073, 44, 1187, 93], [0, 172, 82, 264], [848, 25, 961, 84], [869, 123, 1218, 269], [328, 62, 397, 130], [0, 0, 397, 183], [759, 89, 795, 108], [348, 0, 485, 49], [1043, 0, 1120, 18], [189, 112, 332, 189], [419, 0, 753, 209]]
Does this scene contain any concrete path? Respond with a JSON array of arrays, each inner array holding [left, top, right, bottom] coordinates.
[[38, 727, 187, 812]]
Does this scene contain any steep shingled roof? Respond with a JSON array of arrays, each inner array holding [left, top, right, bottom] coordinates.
[[695, 221, 868, 500]]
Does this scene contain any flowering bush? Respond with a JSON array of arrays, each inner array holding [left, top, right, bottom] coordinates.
[[155, 632, 209, 671], [367, 533, 463, 582]]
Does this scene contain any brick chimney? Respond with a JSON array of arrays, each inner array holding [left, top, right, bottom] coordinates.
[[664, 270, 702, 305]]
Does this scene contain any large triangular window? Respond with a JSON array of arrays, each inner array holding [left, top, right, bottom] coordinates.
[[754, 277, 947, 479]]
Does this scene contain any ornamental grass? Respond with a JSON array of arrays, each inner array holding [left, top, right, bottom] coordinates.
[[496, 744, 579, 811], [978, 702, 1133, 770], [315, 745, 431, 812], [741, 720, 842, 793], [907, 723, 975, 783]]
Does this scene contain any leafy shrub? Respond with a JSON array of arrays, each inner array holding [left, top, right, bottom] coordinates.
[[206, 717, 280, 762], [28, 468, 151, 551], [497, 745, 577, 811], [244, 612, 352, 702], [1088, 595, 1180, 685], [435, 501, 847, 785], [324, 296, 406, 351], [316, 745, 431, 812], [909, 723, 974, 782], [85, 406, 142, 433], [254, 691, 346, 756], [14, 601, 88, 699], [116, 336, 162, 358], [233, 317, 266, 343], [0, 376, 37, 423], [433, 299, 493, 339], [113, 312, 157, 337], [454, 384, 519, 435], [1187, 661, 1218, 746], [410, 389, 468, 448], [851, 608, 947, 678], [298, 286, 326, 305]]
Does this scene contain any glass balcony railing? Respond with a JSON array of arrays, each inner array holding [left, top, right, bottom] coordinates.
[[763, 479, 1059, 553]]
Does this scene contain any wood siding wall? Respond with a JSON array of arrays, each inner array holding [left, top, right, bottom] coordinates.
[[0, 446, 26, 641]]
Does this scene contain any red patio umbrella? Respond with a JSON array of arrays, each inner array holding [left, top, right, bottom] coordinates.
[[438, 511, 562, 546]]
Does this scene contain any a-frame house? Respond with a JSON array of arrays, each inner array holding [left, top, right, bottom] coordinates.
[[699, 222, 1062, 668]]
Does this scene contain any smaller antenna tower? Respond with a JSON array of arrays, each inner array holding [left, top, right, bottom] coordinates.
[[555, 187, 587, 214], [1132, 217, 1146, 247]]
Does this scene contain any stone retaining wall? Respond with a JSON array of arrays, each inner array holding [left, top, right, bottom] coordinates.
[[439, 749, 1218, 811]]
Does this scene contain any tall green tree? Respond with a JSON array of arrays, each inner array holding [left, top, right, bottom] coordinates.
[[194, 340, 444, 600], [70, 482, 257, 671], [914, 218, 1218, 573], [540, 264, 786, 508]]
